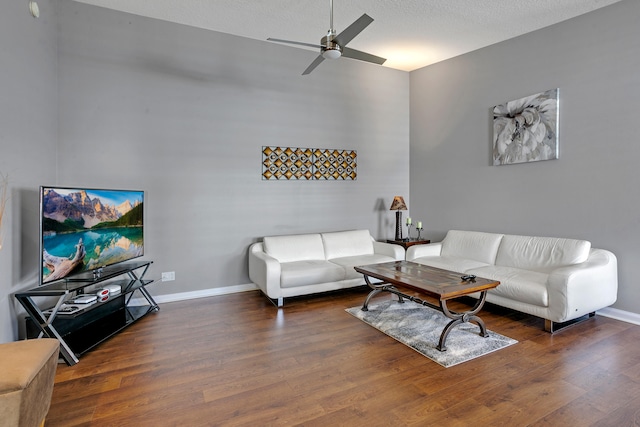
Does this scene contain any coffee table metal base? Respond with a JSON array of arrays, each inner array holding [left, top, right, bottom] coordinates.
[[361, 277, 489, 352]]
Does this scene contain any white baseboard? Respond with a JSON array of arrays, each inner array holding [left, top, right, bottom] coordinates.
[[597, 307, 640, 326], [130, 283, 259, 306]]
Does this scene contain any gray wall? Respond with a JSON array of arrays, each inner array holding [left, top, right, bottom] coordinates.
[[0, 0, 408, 342], [0, 1, 58, 342], [410, 0, 640, 313], [2, 0, 637, 343], [54, 2, 409, 299]]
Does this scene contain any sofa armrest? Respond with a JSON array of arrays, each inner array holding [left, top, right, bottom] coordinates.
[[248, 242, 282, 299], [373, 241, 405, 260], [406, 242, 443, 261], [547, 248, 618, 322]]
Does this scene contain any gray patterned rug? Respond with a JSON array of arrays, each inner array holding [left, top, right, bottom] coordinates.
[[346, 299, 517, 367]]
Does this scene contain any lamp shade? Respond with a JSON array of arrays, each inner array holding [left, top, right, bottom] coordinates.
[[389, 196, 407, 211]]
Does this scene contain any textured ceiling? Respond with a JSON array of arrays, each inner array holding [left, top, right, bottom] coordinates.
[[72, 0, 623, 72]]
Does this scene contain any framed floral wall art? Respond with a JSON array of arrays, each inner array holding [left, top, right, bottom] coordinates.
[[492, 88, 559, 166]]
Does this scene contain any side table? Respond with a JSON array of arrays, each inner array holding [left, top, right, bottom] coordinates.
[[386, 239, 430, 249]]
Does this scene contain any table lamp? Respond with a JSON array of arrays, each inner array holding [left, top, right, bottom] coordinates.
[[389, 196, 408, 241]]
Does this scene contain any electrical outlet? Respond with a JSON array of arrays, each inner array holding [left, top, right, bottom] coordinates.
[[161, 271, 175, 282]]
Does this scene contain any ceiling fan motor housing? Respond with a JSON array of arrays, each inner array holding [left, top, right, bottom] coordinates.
[[321, 35, 342, 59]]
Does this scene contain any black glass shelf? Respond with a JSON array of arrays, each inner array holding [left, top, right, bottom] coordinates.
[[16, 260, 158, 365]]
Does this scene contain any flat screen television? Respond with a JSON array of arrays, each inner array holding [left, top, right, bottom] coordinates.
[[40, 186, 144, 285]]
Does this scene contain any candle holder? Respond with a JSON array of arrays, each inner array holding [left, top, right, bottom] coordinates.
[[406, 224, 413, 241], [416, 227, 423, 240]]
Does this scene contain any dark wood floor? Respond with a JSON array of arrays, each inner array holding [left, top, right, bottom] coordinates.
[[47, 287, 640, 426]]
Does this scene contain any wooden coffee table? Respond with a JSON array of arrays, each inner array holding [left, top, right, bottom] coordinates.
[[354, 261, 500, 351]]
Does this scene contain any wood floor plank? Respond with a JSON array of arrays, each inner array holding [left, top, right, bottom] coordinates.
[[47, 288, 640, 426]]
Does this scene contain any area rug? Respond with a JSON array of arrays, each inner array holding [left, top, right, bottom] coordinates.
[[346, 299, 517, 367]]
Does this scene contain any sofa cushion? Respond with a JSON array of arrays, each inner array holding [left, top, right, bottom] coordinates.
[[441, 230, 504, 265], [264, 234, 325, 263], [495, 235, 591, 273], [468, 265, 549, 307], [322, 230, 374, 260], [331, 254, 397, 279], [411, 256, 490, 274], [280, 260, 345, 288]]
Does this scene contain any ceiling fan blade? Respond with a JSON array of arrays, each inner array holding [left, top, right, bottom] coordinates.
[[267, 38, 323, 49], [333, 13, 374, 47], [341, 47, 386, 65], [302, 54, 325, 75]]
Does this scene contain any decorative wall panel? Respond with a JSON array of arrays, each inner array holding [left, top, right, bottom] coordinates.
[[262, 146, 357, 180]]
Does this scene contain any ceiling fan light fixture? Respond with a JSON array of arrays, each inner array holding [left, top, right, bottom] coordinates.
[[323, 48, 342, 60], [322, 38, 342, 60]]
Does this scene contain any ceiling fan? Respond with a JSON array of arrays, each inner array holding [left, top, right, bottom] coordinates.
[[267, 0, 387, 75]]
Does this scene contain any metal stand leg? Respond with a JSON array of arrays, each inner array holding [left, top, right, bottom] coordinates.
[[15, 294, 80, 365], [361, 288, 381, 311], [436, 291, 489, 352], [361, 276, 402, 311]]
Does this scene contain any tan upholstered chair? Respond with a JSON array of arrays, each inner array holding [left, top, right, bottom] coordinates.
[[0, 338, 59, 427]]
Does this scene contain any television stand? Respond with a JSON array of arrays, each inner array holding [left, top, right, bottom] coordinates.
[[15, 260, 158, 365]]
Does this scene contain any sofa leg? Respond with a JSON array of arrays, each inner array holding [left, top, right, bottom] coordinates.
[[544, 319, 554, 333], [263, 295, 284, 308], [544, 312, 596, 333]]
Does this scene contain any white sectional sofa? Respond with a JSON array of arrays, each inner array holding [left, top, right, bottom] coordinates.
[[406, 230, 618, 332], [249, 229, 405, 307]]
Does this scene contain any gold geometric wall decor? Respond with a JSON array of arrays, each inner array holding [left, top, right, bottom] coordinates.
[[262, 146, 357, 180], [262, 147, 313, 180]]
